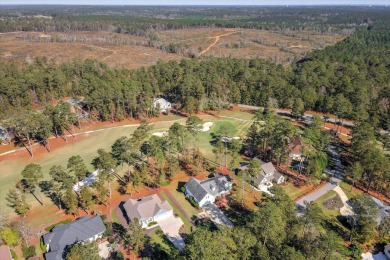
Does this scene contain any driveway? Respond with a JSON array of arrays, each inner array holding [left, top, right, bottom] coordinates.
[[202, 204, 234, 227], [98, 241, 110, 259], [333, 186, 354, 216], [296, 145, 344, 208], [157, 214, 185, 251]]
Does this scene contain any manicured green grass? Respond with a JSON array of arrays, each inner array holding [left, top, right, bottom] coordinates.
[[0, 111, 254, 215], [168, 188, 201, 217], [0, 120, 182, 214], [111, 209, 119, 223], [148, 228, 172, 251], [217, 110, 255, 121], [338, 181, 362, 200], [314, 190, 340, 219], [282, 182, 311, 201], [160, 191, 192, 232]]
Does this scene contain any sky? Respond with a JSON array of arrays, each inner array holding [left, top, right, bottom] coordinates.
[[0, 0, 389, 5]]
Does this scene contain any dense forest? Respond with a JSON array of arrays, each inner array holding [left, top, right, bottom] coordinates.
[[1, 21, 389, 129], [1, 6, 389, 35]]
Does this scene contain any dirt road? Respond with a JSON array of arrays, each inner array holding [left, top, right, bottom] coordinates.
[[199, 30, 238, 56]]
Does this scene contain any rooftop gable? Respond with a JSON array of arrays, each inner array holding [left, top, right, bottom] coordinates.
[[124, 194, 173, 221], [43, 216, 106, 260]]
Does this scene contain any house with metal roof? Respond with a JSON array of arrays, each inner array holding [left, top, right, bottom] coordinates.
[[239, 159, 285, 190], [123, 194, 173, 228], [42, 216, 106, 260], [153, 98, 172, 113], [184, 173, 233, 207]]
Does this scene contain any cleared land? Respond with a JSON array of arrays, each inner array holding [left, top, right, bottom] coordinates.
[[0, 28, 344, 68]]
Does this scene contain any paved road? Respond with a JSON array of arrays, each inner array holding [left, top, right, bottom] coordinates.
[[238, 104, 389, 134], [237, 104, 355, 127], [296, 145, 344, 208]]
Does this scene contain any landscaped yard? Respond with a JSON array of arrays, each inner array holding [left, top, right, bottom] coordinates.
[[110, 209, 119, 223], [338, 181, 362, 200], [314, 190, 340, 219], [148, 228, 173, 252], [282, 182, 313, 201], [168, 188, 200, 217]]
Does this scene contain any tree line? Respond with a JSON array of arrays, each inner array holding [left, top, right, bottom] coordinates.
[[1, 23, 389, 130], [1, 6, 389, 35]]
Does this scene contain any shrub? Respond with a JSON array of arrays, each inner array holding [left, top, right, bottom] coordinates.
[[180, 186, 186, 193], [156, 229, 164, 236], [45, 219, 72, 232], [0, 228, 19, 246], [148, 221, 158, 227], [114, 251, 124, 260], [348, 242, 363, 260], [10, 249, 17, 260], [187, 196, 199, 209], [22, 245, 36, 259], [40, 237, 47, 252]]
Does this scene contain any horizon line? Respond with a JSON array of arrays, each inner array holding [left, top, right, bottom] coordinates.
[[0, 4, 389, 6]]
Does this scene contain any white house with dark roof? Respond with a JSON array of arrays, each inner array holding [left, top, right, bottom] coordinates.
[[123, 194, 173, 228], [184, 173, 233, 207], [240, 159, 285, 190], [43, 216, 106, 260]]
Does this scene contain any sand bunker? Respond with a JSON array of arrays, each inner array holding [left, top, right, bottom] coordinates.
[[220, 136, 240, 142], [201, 122, 213, 132], [152, 131, 168, 137]]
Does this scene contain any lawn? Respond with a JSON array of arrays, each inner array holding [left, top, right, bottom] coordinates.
[[148, 228, 175, 253], [314, 190, 340, 219], [0, 119, 184, 214], [282, 182, 313, 201], [196, 117, 251, 159], [159, 190, 193, 232], [338, 181, 362, 199], [0, 110, 254, 216], [111, 209, 119, 223], [167, 188, 201, 217]]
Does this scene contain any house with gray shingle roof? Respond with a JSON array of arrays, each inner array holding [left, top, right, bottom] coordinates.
[[43, 216, 106, 260], [239, 158, 284, 190], [184, 173, 233, 207], [123, 194, 173, 228]]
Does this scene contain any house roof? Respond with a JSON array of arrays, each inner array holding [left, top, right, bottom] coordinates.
[[239, 159, 283, 187], [289, 136, 304, 155], [239, 159, 275, 174], [43, 216, 106, 260], [370, 196, 390, 225], [0, 245, 12, 260], [273, 171, 284, 180], [185, 174, 233, 202], [259, 160, 276, 175], [123, 194, 173, 221], [153, 98, 171, 108], [184, 178, 209, 203]]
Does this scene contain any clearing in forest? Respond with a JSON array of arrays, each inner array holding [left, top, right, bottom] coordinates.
[[0, 28, 344, 68]]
